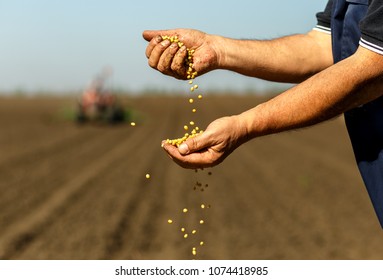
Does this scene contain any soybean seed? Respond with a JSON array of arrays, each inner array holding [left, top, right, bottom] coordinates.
[[167, 219, 173, 224], [130, 122, 136, 126], [183, 208, 188, 213], [145, 174, 150, 179], [189, 98, 194, 103]]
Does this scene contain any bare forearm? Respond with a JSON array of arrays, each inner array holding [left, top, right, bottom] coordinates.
[[216, 30, 333, 83], [238, 46, 383, 140]]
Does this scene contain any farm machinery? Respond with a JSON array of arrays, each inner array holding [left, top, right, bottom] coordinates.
[[76, 69, 125, 124]]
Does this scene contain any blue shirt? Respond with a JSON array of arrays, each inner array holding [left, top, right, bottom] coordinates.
[[316, 0, 383, 228]]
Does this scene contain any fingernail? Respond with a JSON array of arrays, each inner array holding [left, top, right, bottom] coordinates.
[[161, 140, 166, 148], [161, 40, 170, 47], [178, 143, 189, 155]]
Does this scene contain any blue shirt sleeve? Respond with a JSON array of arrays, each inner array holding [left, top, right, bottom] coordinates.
[[359, 0, 383, 55], [315, 0, 333, 33]]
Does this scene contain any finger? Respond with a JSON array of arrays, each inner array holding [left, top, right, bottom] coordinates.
[[171, 46, 188, 78], [142, 30, 166, 42], [157, 42, 180, 75], [148, 39, 171, 69], [145, 35, 163, 59], [178, 131, 212, 155], [162, 143, 214, 169]]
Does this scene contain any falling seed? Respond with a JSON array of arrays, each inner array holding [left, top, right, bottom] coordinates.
[[189, 98, 194, 104], [184, 234, 188, 238], [130, 122, 136, 126], [200, 241, 204, 246], [192, 108, 197, 113], [183, 208, 188, 213], [192, 247, 197, 255], [189, 121, 195, 126], [201, 204, 205, 209], [181, 227, 185, 232], [167, 219, 173, 224], [192, 230, 197, 234], [200, 220, 204, 224], [184, 125, 188, 130], [145, 174, 150, 179]]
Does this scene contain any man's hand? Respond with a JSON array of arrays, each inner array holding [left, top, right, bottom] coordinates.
[[143, 29, 219, 79], [161, 115, 248, 169]]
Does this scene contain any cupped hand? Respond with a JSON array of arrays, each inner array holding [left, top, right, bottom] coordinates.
[[161, 115, 248, 169], [143, 28, 219, 79]]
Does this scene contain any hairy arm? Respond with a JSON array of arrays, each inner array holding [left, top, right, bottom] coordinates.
[[143, 29, 333, 83], [240, 46, 383, 139], [216, 30, 333, 83]]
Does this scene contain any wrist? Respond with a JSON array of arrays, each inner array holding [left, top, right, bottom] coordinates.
[[232, 113, 254, 145], [236, 103, 269, 141], [208, 34, 230, 70]]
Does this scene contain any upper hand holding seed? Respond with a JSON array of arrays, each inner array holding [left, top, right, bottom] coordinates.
[[143, 29, 219, 80]]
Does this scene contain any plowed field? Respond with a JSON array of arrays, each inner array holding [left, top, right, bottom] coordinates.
[[0, 95, 382, 260]]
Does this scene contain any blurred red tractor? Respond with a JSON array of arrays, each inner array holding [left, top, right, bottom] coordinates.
[[76, 70, 125, 124]]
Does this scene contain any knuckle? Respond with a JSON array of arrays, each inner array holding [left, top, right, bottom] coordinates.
[[148, 59, 157, 69], [157, 64, 166, 73], [170, 62, 181, 72]]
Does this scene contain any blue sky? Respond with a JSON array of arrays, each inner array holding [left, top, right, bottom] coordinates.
[[0, 0, 328, 94]]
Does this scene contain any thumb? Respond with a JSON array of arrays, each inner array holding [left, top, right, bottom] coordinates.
[[142, 30, 162, 41], [142, 29, 171, 41], [178, 133, 210, 155]]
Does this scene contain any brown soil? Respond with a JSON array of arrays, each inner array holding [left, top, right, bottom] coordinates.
[[0, 95, 382, 260]]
